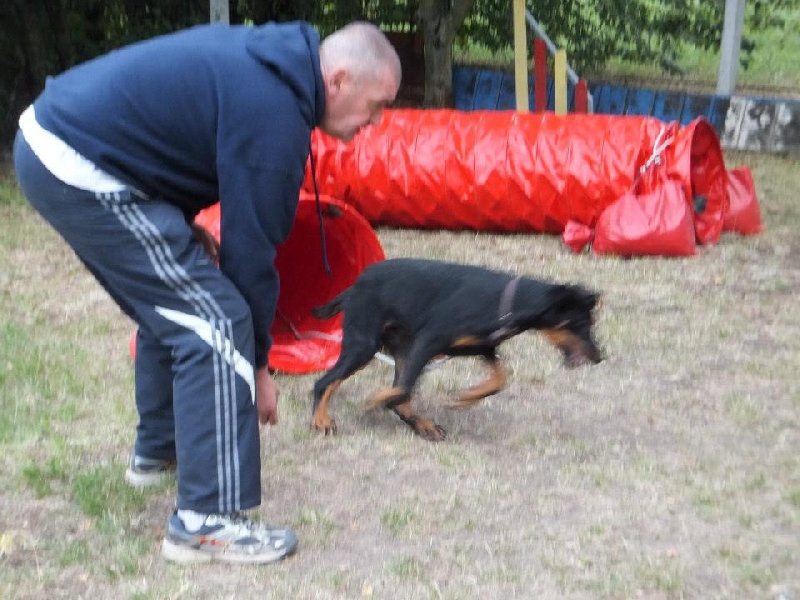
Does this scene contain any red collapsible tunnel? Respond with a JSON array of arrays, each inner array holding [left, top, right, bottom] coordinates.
[[303, 109, 761, 255], [130, 192, 384, 374]]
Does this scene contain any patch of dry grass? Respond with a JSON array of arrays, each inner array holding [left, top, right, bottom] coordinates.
[[1, 150, 798, 599]]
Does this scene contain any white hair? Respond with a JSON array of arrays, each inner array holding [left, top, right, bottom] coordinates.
[[319, 21, 402, 84]]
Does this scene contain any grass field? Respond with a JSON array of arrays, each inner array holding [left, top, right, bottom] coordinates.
[[1, 148, 798, 599]]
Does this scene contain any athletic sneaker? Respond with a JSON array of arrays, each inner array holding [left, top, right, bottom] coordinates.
[[161, 512, 299, 564], [124, 454, 176, 488]]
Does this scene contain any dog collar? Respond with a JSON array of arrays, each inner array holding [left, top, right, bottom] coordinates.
[[489, 276, 521, 343]]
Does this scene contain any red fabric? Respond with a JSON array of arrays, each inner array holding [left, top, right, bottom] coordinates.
[[724, 166, 763, 235], [132, 193, 384, 374], [269, 193, 384, 373], [656, 118, 729, 244], [592, 180, 696, 257], [562, 220, 594, 253], [304, 109, 729, 249]]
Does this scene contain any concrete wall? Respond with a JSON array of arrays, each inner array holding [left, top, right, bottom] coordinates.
[[453, 66, 800, 154]]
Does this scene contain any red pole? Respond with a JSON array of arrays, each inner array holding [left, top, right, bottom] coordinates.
[[534, 38, 547, 112], [574, 79, 589, 113]]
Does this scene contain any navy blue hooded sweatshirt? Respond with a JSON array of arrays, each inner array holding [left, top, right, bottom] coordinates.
[[33, 22, 326, 367]]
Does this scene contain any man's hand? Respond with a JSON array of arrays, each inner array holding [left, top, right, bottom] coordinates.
[[256, 366, 279, 425]]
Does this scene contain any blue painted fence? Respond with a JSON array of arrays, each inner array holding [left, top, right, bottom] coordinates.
[[453, 66, 800, 154]]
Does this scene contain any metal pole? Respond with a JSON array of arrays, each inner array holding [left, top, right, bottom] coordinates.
[[513, 0, 530, 113], [210, 0, 229, 24], [716, 0, 746, 95]]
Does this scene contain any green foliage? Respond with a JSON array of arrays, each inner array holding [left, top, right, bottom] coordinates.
[[458, 0, 799, 75], [100, 0, 207, 51], [239, 0, 419, 35]]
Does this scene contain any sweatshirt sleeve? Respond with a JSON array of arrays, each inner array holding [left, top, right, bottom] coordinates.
[[216, 105, 310, 368]]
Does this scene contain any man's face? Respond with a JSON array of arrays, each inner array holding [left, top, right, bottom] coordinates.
[[320, 67, 399, 142]]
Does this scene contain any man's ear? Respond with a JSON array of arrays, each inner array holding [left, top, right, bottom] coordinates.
[[326, 68, 350, 97]]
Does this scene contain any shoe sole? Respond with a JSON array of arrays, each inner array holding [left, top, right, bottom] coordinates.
[[124, 468, 175, 488], [161, 538, 296, 565]]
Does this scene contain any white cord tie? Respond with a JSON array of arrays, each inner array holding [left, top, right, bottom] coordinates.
[[640, 125, 675, 175]]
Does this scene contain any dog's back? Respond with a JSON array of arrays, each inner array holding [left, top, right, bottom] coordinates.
[[321, 258, 520, 329]]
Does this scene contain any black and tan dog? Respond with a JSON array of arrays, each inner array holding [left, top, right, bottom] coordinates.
[[311, 258, 603, 441]]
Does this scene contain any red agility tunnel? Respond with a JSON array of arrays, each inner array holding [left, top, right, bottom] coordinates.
[[303, 109, 750, 254], [130, 192, 384, 374], [267, 193, 384, 373]]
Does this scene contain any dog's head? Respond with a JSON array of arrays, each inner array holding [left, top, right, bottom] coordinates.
[[538, 284, 603, 368]]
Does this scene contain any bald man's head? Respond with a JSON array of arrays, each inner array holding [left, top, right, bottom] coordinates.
[[318, 22, 402, 141]]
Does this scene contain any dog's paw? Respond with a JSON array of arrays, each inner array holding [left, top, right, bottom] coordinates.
[[416, 420, 447, 442], [311, 416, 337, 436]]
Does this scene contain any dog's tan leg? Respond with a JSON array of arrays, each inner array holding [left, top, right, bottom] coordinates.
[[391, 399, 446, 442], [311, 380, 341, 435], [365, 386, 406, 411], [448, 359, 507, 409]]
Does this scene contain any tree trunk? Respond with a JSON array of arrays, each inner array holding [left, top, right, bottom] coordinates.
[[417, 0, 475, 108]]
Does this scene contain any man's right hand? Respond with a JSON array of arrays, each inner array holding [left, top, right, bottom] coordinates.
[[256, 365, 279, 425]]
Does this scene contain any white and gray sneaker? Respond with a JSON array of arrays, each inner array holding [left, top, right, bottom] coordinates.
[[161, 512, 299, 564], [124, 454, 176, 488]]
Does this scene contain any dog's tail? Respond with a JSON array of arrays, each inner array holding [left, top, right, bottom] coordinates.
[[312, 291, 347, 320]]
